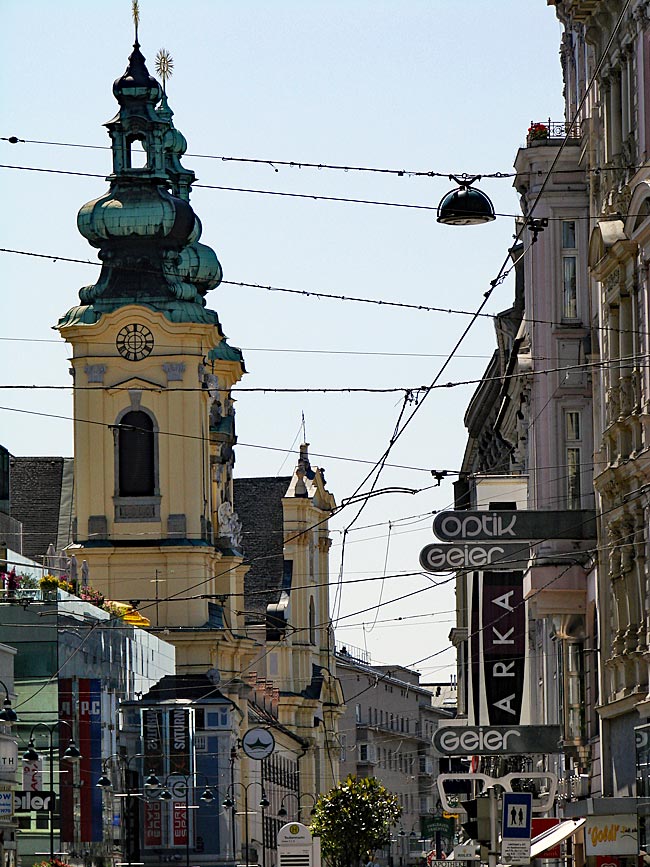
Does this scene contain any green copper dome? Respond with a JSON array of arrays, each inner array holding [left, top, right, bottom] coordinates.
[[58, 41, 224, 329]]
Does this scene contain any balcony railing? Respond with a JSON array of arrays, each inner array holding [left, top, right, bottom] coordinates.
[[527, 119, 582, 146]]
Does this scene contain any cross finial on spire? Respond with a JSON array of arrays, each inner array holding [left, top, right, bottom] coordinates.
[[155, 48, 174, 93], [132, 0, 140, 43]]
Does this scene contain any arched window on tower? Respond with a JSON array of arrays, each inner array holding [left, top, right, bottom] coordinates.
[[118, 410, 155, 496], [126, 135, 148, 169], [113, 408, 161, 523], [309, 597, 316, 645]]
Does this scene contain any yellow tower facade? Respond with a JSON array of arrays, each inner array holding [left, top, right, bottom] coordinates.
[[57, 40, 249, 672]]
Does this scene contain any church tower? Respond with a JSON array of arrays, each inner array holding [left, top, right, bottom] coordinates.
[[57, 38, 249, 673]]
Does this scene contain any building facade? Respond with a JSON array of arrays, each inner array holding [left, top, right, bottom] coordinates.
[[0, 31, 345, 867], [336, 649, 453, 864], [448, 0, 650, 857]]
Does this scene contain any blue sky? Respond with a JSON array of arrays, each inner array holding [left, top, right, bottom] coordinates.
[[0, 1, 565, 678]]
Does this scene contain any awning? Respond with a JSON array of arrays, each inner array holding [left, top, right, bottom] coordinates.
[[531, 818, 586, 858]]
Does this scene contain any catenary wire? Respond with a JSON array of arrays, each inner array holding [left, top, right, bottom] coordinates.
[[4, 245, 650, 343], [4, 134, 647, 178]]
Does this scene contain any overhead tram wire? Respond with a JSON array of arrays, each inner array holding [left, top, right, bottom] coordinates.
[[0, 348, 648, 394], [5, 134, 648, 179], [5, 244, 650, 342], [6, 160, 648, 221]]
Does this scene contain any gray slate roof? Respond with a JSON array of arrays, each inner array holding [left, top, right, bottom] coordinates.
[[10, 456, 73, 561], [233, 476, 290, 621]]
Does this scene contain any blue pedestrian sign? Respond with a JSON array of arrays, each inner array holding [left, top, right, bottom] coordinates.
[[501, 792, 532, 865], [502, 792, 532, 838]]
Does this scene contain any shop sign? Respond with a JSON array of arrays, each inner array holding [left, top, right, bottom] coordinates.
[[531, 818, 561, 858], [242, 727, 275, 760], [169, 708, 191, 775], [468, 571, 527, 725], [0, 790, 12, 819], [143, 801, 162, 848], [0, 738, 17, 782], [432, 509, 597, 542], [433, 725, 562, 756], [22, 759, 42, 791], [173, 802, 187, 847], [14, 790, 54, 813], [585, 815, 637, 857], [420, 543, 529, 572]]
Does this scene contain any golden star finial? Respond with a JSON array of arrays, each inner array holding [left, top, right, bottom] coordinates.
[[155, 48, 174, 92]]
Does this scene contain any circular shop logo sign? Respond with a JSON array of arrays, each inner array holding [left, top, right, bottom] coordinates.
[[241, 727, 276, 760]]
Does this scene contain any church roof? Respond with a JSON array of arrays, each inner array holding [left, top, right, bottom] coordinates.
[[233, 477, 291, 620], [9, 456, 74, 560], [58, 40, 226, 331]]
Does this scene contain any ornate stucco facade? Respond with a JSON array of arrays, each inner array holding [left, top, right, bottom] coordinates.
[[49, 35, 342, 867]]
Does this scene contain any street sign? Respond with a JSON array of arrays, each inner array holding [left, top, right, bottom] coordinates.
[[501, 792, 532, 865], [241, 726, 275, 760], [422, 815, 454, 835], [432, 509, 597, 542], [419, 543, 529, 572], [432, 725, 562, 756]]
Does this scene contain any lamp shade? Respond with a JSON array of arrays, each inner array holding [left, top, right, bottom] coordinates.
[[437, 184, 496, 225]]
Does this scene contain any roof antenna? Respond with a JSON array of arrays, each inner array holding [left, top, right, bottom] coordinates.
[[301, 410, 306, 444], [132, 0, 140, 44]]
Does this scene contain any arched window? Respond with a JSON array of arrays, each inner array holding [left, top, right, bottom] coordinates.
[[118, 410, 155, 497], [309, 597, 316, 645]]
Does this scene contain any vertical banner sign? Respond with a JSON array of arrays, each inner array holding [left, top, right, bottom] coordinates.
[[482, 572, 526, 724], [79, 678, 103, 842], [469, 571, 481, 725], [468, 572, 527, 724], [143, 708, 164, 775], [169, 708, 191, 775], [173, 802, 188, 846], [144, 800, 163, 848], [58, 678, 75, 843], [22, 759, 42, 791]]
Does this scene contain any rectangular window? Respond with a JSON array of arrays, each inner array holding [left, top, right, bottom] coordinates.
[[561, 220, 579, 321], [563, 256, 578, 318], [562, 220, 577, 248], [565, 410, 581, 441], [567, 446, 582, 509]]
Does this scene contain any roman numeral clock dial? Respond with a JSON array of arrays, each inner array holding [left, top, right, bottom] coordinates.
[[116, 323, 155, 361]]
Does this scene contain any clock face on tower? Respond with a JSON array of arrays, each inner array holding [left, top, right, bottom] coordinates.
[[116, 324, 155, 361]]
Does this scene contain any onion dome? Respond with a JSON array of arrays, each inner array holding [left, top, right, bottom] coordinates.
[[113, 41, 161, 106], [78, 186, 195, 248], [59, 41, 225, 329]]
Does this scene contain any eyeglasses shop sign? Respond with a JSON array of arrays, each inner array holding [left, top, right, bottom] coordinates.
[[432, 725, 562, 756]]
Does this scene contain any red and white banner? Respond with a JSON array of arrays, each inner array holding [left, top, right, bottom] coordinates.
[[173, 802, 187, 846], [144, 801, 163, 848]]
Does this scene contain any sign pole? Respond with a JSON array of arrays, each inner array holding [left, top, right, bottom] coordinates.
[[488, 788, 497, 867]]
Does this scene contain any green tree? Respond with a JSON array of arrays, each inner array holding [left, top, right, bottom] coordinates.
[[310, 775, 402, 867]]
